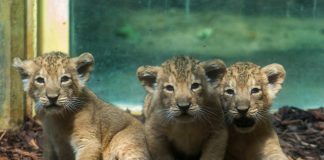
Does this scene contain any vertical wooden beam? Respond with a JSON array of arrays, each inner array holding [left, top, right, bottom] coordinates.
[[0, 0, 26, 130], [25, 0, 38, 118], [38, 0, 69, 54], [27, 0, 38, 59]]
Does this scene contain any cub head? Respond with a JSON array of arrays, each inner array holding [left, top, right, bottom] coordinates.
[[220, 62, 285, 133], [13, 51, 94, 115], [137, 56, 226, 123]]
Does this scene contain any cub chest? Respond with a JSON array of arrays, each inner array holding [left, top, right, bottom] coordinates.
[[167, 124, 209, 156]]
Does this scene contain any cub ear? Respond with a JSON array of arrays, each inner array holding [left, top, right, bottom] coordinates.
[[137, 65, 160, 93], [201, 59, 226, 84], [261, 63, 286, 98], [71, 52, 94, 85], [12, 57, 38, 91]]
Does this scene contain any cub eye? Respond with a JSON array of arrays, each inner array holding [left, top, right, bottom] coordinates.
[[251, 88, 261, 94], [191, 83, 200, 90], [35, 77, 45, 84], [165, 85, 174, 92], [61, 76, 71, 83], [225, 89, 235, 95]]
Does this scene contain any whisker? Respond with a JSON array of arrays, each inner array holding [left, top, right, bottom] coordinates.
[[35, 101, 43, 113], [61, 97, 86, 113]]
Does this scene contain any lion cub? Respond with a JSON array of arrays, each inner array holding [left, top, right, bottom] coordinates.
[[220, 62, 288, 160], [13, 52, 149, 160], [137, 56, 228, 160]]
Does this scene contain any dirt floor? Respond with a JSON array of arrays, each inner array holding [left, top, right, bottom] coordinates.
[[0, 106, 323, 160]]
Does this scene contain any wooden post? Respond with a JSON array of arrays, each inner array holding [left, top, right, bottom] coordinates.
[[38, 0, 69, 54], [0, 0, 26, 130], [25, 0, 38, 118]]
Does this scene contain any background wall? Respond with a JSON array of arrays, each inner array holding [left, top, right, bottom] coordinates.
[[70, 0, 324, 110]]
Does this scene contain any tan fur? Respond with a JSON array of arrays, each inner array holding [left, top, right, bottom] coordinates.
[[137, 56, 228, 160], [13, 52, 149, 160], [143, 94, 153, 119], [220, 62, 288, 160]]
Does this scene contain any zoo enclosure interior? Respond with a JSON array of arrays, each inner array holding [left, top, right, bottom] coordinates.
[[70, 0, 324, 111]]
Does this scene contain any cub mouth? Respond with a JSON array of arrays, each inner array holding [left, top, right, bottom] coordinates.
[[233, 117, 255, 128], [175, 113, 194, 122], [177, 112, 192, 118], [44, 104, 61, 109]]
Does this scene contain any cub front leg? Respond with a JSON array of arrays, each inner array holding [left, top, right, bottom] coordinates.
[[104, 125, 150, 160], [200, 129, 228, 160], [44, 133, 75, 160], [71, 135, 101, 160], [43, 141, 58, 160], [262, 132, 288, 160], [145, 126, 174, 160], [263, 154, 288, 160], [262, 146, 288, 160], [146, 137, 174, 160]]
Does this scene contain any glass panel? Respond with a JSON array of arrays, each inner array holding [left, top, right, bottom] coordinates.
[[70, 0, 324, 110]]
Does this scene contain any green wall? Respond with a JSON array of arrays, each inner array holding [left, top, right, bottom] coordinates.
[[70, 0, 324, 109]]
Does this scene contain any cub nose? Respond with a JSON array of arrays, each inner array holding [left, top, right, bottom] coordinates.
[[47, 94, 59, 104], [236, 106, 249, 114], [177, 102, 192, 112]]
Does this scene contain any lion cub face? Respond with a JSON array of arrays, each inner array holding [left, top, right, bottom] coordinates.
[[13, 52, 94, 114], [221, 62, 285, 133], [137, 56, 226, 123]]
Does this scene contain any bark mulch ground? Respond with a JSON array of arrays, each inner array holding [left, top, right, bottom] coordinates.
[[274, 107, 324, 160], [0, 118, 42, 160], [0, 106, 323, 160]]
